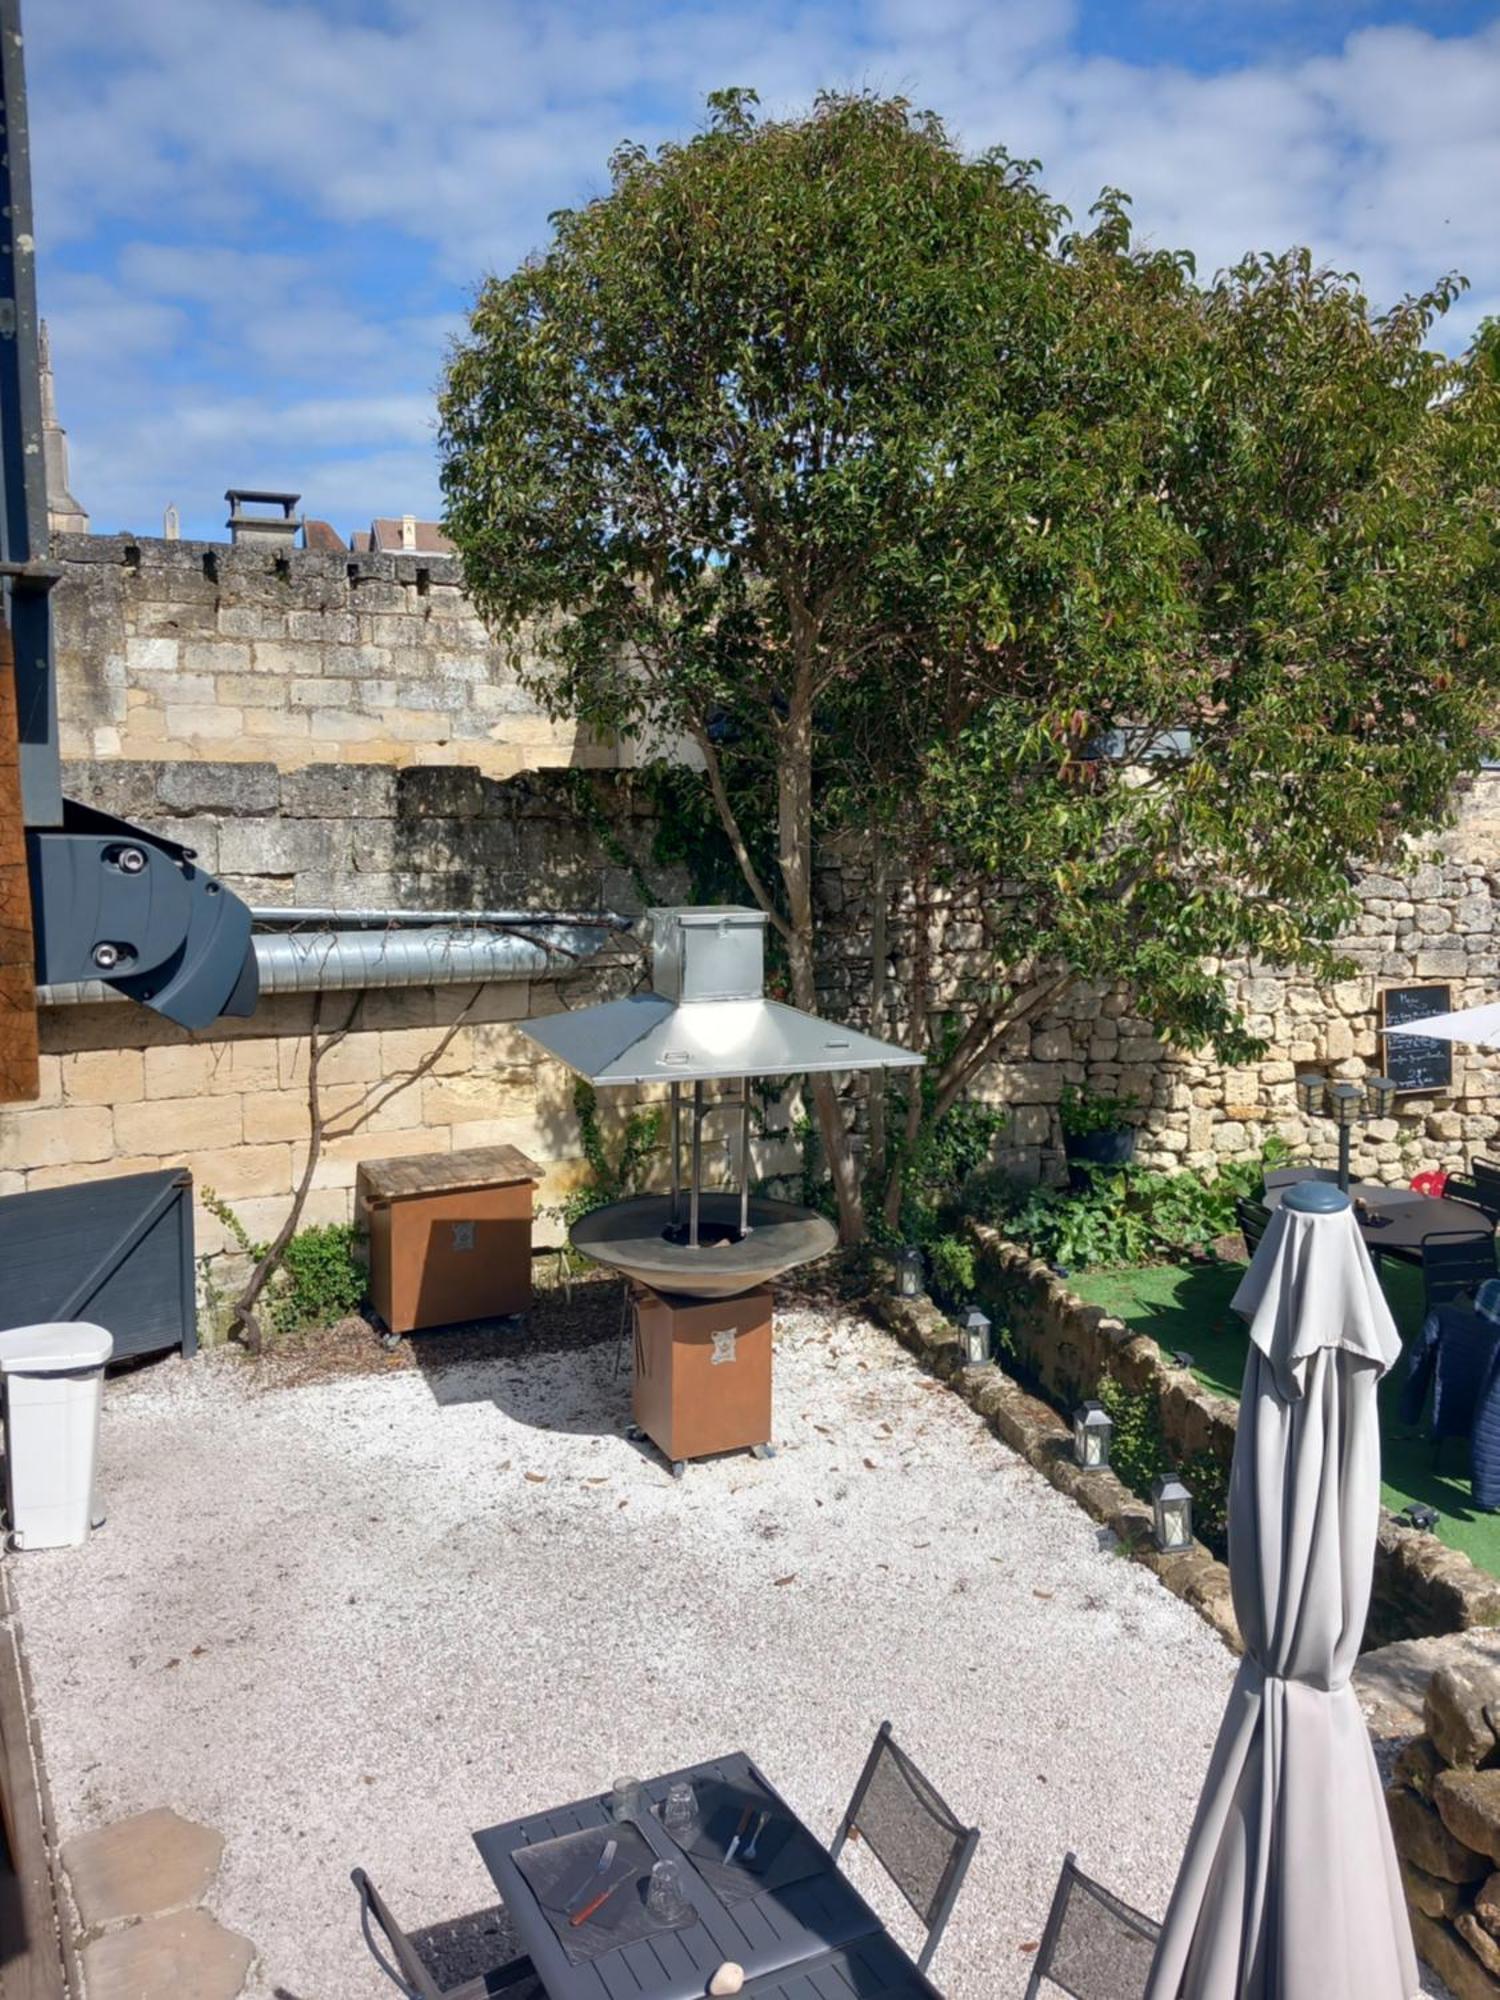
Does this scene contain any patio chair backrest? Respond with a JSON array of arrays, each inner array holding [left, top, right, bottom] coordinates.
[[1235, 1195, 1271, 1255], [1422, 1229, 1498, 1314], [828, 1721, 979, 1975], [1024, 1851, 1161, 2000], [352, 1867, 445, 2000], [1472, 1159, 1500, 1221]]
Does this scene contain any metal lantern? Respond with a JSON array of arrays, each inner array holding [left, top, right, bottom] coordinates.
[[1294, 1072, 1327, 1118], [961, 1307, 992, 1366], [1326, 1080, 1364, 1128], [1152, 1472, 1194, 1553], [1073, 1401, 1114, 1469], [897, 1245, 924, 1299], [1400, 1501, 1439, 1533], [1365, 1074, 1399, 1119]]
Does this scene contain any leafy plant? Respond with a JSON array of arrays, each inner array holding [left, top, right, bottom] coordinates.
[[1094, 1377, 1228, 1557], [555, 1079, 662, 1228], [200, 1188, 364, 1337], [927, 1234, 977, 1308], [1058, 1085, 1139, 1139], [1000, 1139, 1291, 1271]]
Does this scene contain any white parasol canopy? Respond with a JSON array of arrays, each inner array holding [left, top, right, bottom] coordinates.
[[1388, 998, 1500, 1048], [1144, 1184, 1419, 1999]]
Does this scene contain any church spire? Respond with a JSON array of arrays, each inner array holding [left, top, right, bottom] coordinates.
[[40, 319, 88, 534]]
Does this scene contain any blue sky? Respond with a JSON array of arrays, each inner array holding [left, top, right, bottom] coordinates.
[[26, 0, 1500, 544]]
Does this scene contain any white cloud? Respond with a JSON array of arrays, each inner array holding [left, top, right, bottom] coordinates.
[[24, 2, 1500, 538]]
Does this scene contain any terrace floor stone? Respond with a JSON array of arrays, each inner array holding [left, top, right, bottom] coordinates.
[[80, 1907, 253, 2000], [63, 1805, 224, 1929]]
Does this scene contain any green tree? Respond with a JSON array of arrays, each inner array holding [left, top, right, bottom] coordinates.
[[440, 90, 1500, 1241]]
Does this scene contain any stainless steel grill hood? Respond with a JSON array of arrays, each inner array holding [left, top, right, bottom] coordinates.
[[518, 906, 923, 1085]]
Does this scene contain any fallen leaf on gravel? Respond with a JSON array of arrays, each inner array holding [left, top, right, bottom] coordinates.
[[1033, 1589, 1054, 1600], [524, 1472, 548, 1484], [863, 1457, 877, 1469], [1019, 1943, 1039, 1956], [164, 1657, 180, 1670], [585, 1477, 608, 1485], [618, 1499, 629, 1509], [813, 1423, 832, 1435], [498, 1460, 512, 1472], [773, 1575, 797, 1586]]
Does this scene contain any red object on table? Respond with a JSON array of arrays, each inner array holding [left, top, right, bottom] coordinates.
[[1411, 1169, 1449, 1197]]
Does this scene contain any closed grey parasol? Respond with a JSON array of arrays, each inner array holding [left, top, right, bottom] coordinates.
[[1144, 1181, 1419, 2000]]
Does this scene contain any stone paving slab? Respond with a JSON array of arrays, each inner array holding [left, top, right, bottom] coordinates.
[[62, 1806, 224, 1930], [80, 1907, 253, 2000]]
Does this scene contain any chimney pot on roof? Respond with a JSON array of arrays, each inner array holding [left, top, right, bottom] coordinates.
[[401, 512, 417, 551], [225, 488, 303, 548]]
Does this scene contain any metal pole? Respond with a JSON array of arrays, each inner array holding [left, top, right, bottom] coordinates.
[[1338, 1122, 1352, 1195], [690, 1081, 704, 1247], [670, 1081, 682, 1228], [739, 1081, 752, 1238]]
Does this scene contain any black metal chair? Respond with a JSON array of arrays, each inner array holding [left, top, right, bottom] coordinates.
[[1421, 1229, 1498, 1315], [1235, 1195, 1271, 1258], [352, 1868, 537, 2000], [828, 1721, 979, 1976], [1471, 1159, 1500, 1222], [1443, 1171, 1487, 1216], [1024, 1851, 1161, 2000]]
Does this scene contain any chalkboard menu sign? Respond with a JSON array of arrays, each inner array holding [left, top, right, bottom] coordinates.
[[1380, 984, 1454, 1094]]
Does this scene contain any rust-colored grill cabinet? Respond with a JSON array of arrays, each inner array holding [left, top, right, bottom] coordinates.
[[357, 1145, 541, 1334], [632, 1282, 772, 1464]]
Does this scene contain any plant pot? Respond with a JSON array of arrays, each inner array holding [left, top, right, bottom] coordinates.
[[1063, 1125, 1137, 1192]]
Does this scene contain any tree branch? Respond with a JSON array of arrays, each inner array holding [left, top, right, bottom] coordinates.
[[690, 723, 793, 941]]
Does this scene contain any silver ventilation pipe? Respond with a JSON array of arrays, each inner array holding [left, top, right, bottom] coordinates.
[[36, 923, 616, 1007], [248, 906, 626, 931]]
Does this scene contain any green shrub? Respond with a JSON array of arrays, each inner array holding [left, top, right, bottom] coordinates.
[[1094, 1377, 1229, 1557], [278, 1223, 365, 1329], [999, 1137, 1290, 1272], [1058, 1084, 1139, 1138], [927, 1234, 977, 1308]]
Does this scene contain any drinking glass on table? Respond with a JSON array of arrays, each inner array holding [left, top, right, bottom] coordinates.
[[663, 1782, 697, 1836], [609, 1776, 643, 1822], [647, 1859, 691, 1924]]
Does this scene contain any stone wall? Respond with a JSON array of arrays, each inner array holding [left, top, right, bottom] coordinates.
[[53, 533, 621, 776], [1386, 1655, 1500, 1996], [970, 1224, 1500, 1646], [821, 775, 1500, 1187], [1, 759, 701, 1294]]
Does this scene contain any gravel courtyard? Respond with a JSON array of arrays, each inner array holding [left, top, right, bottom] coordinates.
[[13, 1300, 1266, 1995]]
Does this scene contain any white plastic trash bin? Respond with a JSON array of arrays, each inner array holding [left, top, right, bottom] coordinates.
[[0, 1322, 113, 1550]]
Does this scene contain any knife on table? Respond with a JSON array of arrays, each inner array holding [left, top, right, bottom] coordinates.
[[564, 1838, 617, 1917], [724, 1805, 755, 1865], [570, 1873, 626, 1929]]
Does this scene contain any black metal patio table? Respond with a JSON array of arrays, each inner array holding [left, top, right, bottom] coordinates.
[[473, 1753, 903, 2000], [1264, 1170, 1493, 1266]]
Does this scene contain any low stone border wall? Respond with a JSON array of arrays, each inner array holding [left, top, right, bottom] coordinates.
[[868, 1287, 1240, 1651], [968, 1224, 1500, 1645], [1385, 1655, 1500, 1997]]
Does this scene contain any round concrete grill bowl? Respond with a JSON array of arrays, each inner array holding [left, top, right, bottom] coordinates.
[[569, 1193, 837, 1300]]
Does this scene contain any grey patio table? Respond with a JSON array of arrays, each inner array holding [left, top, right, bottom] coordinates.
[[473, 1753, 899, 2000], [1264, 1170, 1492, 1266]]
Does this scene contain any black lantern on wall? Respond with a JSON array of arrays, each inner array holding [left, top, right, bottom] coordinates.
[[1292, 1072, 1400, 1193]]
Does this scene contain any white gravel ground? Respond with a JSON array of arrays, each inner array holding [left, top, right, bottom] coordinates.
[[7, 1304, 1436, 1998]]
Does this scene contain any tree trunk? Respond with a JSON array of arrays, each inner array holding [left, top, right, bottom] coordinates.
[[778, 667, 864, 1244], [866, 837, 890, 1194], [881, 842, 934, 1233]]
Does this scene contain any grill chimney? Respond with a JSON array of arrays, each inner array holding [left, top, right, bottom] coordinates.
[[225, 488, 303, 548]]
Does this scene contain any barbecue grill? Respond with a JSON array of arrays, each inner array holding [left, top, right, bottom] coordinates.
[[518, 906, 922, 1299]]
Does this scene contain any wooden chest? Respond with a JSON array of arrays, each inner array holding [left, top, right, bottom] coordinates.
[[358, 1145, 541, 1334]]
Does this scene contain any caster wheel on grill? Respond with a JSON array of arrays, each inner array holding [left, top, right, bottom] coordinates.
[[671, 1460, 687, 1480], [751, 1443, 776, 1461]]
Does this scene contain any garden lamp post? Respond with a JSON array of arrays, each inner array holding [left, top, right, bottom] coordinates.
[[1293, 1071, 1399, 1194]]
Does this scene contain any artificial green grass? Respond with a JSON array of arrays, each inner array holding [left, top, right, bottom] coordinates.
[[1070, 1257, 1500, 1578]]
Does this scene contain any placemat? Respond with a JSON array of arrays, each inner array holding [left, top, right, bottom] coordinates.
[[513, 1823, 695, 1965], [658, 1775, 829, 1907]]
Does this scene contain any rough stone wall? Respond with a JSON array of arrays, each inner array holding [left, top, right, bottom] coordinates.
[[820, 774, 1500, 1188], [1385, 1657, 1500, 1997], [53, 533, 620, 776]]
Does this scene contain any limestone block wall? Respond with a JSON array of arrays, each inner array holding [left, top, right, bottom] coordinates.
[[820, 774, 1500, 1188], [0, 759, 694, 1299], [53, 533, 618, 776]]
